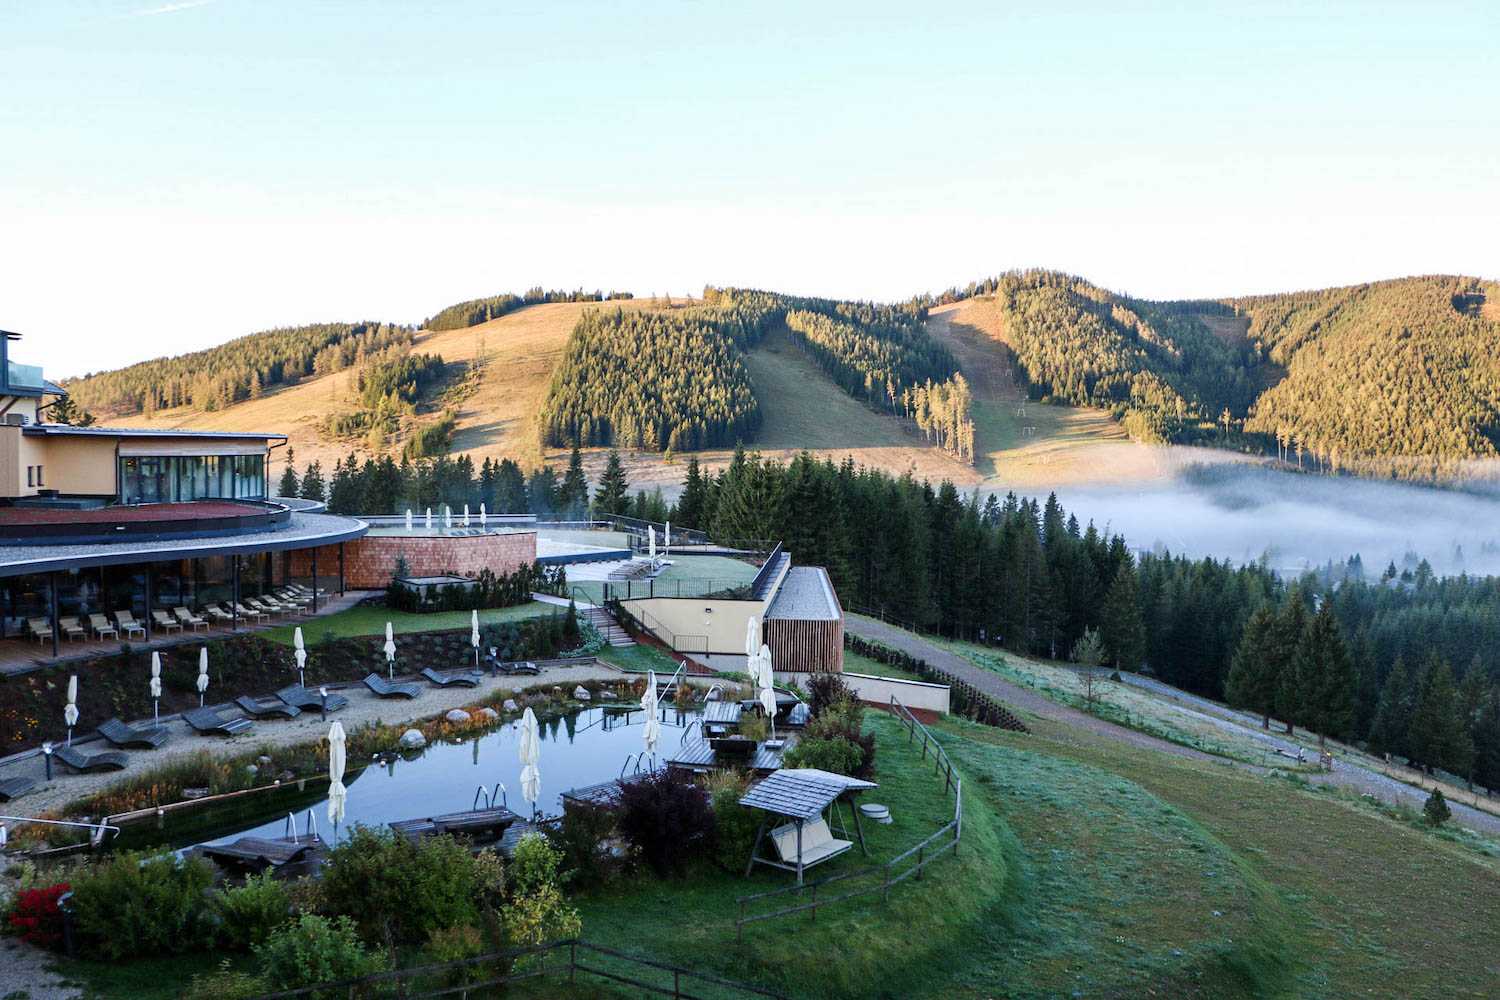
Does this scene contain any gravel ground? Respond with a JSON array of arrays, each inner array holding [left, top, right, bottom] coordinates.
[[0, 663, 625, 821], [0, 935, 79, 999]]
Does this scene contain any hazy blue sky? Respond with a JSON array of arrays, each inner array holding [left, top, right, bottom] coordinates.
[[3, 1, 1497, 378]]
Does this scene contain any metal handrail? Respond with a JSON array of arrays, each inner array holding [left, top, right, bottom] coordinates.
[[0, 815, 120, 848]]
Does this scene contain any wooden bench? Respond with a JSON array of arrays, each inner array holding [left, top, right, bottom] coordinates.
[[770, 817, 853, 869]]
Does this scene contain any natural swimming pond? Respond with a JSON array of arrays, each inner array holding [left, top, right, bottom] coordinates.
[[113, 704, 702, 853]]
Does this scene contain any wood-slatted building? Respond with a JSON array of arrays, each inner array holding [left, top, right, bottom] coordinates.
[[764, 566, 844, 673]]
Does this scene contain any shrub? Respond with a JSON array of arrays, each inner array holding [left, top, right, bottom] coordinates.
[[547, 800, 619, 889], [319, 827, 477, 947], [214, 873, 293, 951], [255, 915, 386, 995], [6, 882, 69, 949], [1424, 787, 1452, 827], [183, 961, 268, 1000], [426, 924, 487, 987], [615, 770, 715, 875], [738, 712, 770, 742], [706, 772, 759, 870], [501, 834, 581, 948], [782, 735, 864, 776], [70, 852, 215, 961], [807, 673, 854, 718], [319, 827, 479, 946]]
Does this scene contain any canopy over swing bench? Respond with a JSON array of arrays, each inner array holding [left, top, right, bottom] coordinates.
[[740, 768, 878, 884]]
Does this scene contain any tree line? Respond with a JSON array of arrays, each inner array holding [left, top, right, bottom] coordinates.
[[62, 322, 415, 418], [424, 287, 634, 332]]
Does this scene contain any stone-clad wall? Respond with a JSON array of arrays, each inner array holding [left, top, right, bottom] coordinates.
[[288, 531, 538, 589]]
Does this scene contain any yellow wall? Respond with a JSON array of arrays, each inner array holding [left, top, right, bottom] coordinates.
[[0, 429, 270, 499], [621, 556, 790, 656], [39, 435, 118, 494]]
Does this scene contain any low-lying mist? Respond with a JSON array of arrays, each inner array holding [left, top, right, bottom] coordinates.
[[1053, 464, 1500, 578]]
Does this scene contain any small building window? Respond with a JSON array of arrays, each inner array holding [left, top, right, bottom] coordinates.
[[35, 465, 42, 487]]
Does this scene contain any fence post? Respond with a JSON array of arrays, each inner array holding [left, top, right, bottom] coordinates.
[[674, 968, 681, 999], [916, 844, 925, 880], [811, 881, 818, 922], [569, 940, 577, 983]]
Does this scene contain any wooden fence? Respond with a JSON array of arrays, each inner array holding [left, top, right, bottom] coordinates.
[[250, 938, 786, 1000], [732, 695, 963, 939]]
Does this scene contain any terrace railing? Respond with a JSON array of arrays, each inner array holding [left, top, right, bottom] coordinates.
[[249, 938, 786, 1000], [732, 694, 963, 939]]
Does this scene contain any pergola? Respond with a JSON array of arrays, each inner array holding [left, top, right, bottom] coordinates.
[[740, 768, 877, 884]]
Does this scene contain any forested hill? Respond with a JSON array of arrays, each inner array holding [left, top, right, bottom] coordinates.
[[942, 271, 1500, 480], [1230, 275, 1500, 479]]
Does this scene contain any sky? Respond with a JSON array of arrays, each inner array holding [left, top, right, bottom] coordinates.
[[3, 1, 1498, 379]]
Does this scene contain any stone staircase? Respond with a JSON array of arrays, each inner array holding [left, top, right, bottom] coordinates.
[[582, 606, 635, 647]]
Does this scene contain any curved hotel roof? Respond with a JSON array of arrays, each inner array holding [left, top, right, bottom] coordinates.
[[0, 502, 367, 577]]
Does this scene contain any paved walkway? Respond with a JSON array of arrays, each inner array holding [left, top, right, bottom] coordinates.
[[845, 614, 1500, 838]]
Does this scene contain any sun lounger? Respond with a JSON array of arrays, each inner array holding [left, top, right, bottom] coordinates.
[[498, 660, 540, 676], [88, 613, 119, 640], [274, 589, 312, 608], [770, 818, 853, 870], [26, 617, 52, 645], [57, 616, 87, 642], [204, 604, 235, 624], [0, 775, 38, 802], [174, 607, 210, 632], [235, 694, 301, 719], [364, 673, 422, 699], [233, 603, 267, 624], [247, 597, 290, 617], [183, 706, 254, 737], [97, 717, 169, 750], [421, 667, 482, 688], [151, 610, 183, 634], [113, 611, 146, 640], [53, 745, 130, 773], [276, 684, 349, 713]]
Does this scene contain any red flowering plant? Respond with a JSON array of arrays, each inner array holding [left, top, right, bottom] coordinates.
[[7, 882, 70, 949]]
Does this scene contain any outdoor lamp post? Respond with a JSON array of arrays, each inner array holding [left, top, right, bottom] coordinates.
[[42, 742, 53, 781], [319, 686, 328, 722]]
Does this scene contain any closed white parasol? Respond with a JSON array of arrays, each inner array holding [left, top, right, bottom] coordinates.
[[648, 526, 656, 562], [518, 707, 541, 818], [149, 652, 163, 727], [327, 720, 347, 841], [384, 621, 397, 680], [479, 503, 487, 527], [405, 508, 413, 531], [293, 626, 307, 687], [642, 670, 661, 757], [757, 643, 777, 737], [745, 616, 760, 683], [64, 675, 79, 745], [196, 646, 209, 707], [462, 504, 470, 527], [471, 610, 481, 668]]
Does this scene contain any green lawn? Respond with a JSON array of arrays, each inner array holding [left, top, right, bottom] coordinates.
[[596, 642, 680, 674], [261, 601, 554, 645], [566, 712, 1009, 1000], [842, 647, 920, 681]]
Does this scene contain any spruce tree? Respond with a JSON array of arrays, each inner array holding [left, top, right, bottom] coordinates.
[[278, 446, 299, 498], [527, 466, 559, 515], [558, 445, 590, 517], [676, 457, 707, 528], [1099, 562, 1145, 670], [1225, 605, 1279, 728], [594, 449, 630, 515], [1297, 602, 1355, 745], [1408, 656, 1474, 776], [300, 461, 326, 502], [1272, 590, 1308, 735], [1370, 657, 1416, 759]]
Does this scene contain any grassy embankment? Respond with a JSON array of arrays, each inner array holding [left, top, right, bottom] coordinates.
[[259, 601, 552, 646]]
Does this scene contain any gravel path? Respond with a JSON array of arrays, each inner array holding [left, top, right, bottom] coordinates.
[[847, 615, 1500, 838], [0, 664, 624, 821], [846, 615, 1222, 764], [0, 935, 79, 999]]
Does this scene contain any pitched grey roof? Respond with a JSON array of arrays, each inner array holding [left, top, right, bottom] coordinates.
[[766, 566, 841, 621], [739, 768, 877, 820]]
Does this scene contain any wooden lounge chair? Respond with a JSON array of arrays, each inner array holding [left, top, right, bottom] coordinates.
[[97, 717, 169, 750], [183, 706, 254, 737], [235, 694, 301, 719], [174, 607, 210, 632], [421, 667, 482, 688], [770, 818, 853, 870], [88, 613, 119, 640], [53, 745, 130, 773], [0, 775, 38, 802], [113, 611, 146, 640], [57, 616, 88, 642], [364, 673, 422, 699], [497, 659, 540, 676], [276, 684, 349, 713], [26, 617, 51, 645], [151, 610, 183, 634]]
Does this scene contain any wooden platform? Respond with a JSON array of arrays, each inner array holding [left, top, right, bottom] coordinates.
[[388, 805, 521, 842], [197, 835, 325, 874], [667, 736, 794, 774]]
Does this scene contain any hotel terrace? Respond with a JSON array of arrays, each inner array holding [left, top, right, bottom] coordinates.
[[0, 332, 368, 668]]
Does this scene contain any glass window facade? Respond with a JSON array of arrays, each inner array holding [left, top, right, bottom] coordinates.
[[118, 454, 266, 504]]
